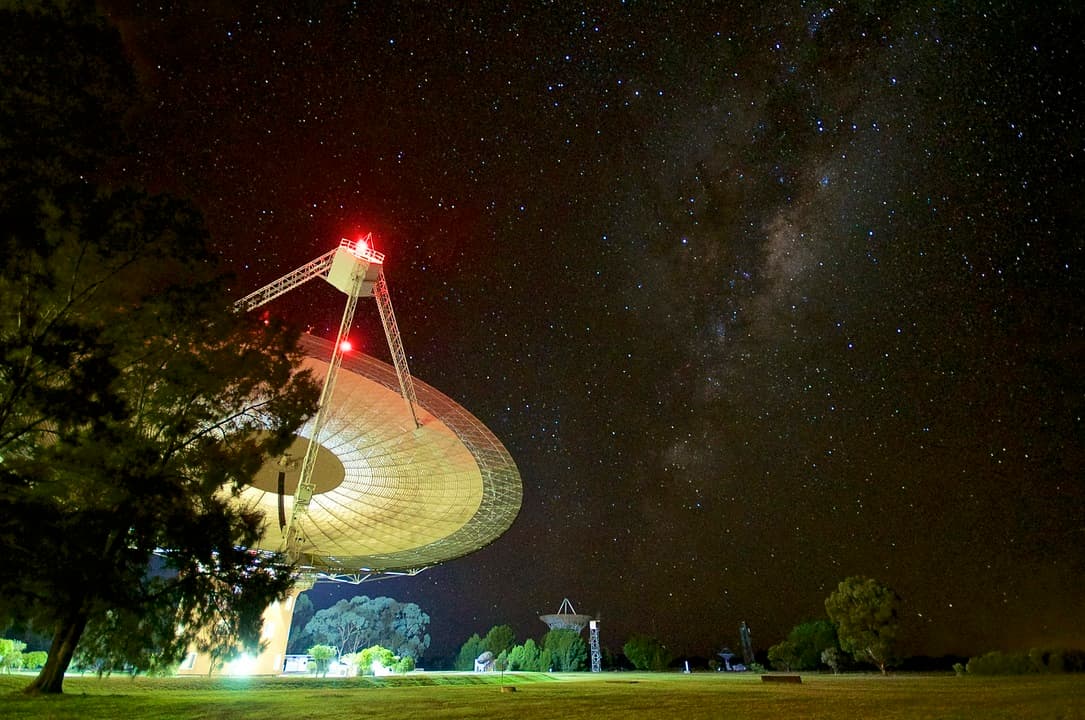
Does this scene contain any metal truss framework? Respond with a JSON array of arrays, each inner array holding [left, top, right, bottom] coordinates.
[[235, 238, 521, 573]]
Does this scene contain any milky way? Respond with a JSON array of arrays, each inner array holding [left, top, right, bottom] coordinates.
[[108, 1, 1083, 662]]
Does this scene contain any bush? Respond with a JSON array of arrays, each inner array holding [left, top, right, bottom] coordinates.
[[821, 648, 842, 674], [0, 639, 27, 672], [967, 651, 1034, 675], [963, 649, 1085, 675], [623, 635, 672, 672], [358, 645, 396, 675], [23, 651, 48, 670], [307, 645, 337, 677]]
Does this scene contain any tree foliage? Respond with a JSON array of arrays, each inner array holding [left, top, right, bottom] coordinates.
[[0, 638, 27, 673], [825, 576, 901, 675], [965, 648, 1085, 675], [22, 651, 48, 671], [302, 595, 430, 658], [454, 633, 485, 671], [542, 629, 587, 671], [767, 640, 798, 671], [357, 644, 396, 675], [286, 592, 316, 654], [307, 645, 337, 677], [482, 624, 516, 657], [771, 619, 839, 671], [0, 3, 319, 694], [821, 647, 843, 674], [623, 634, 673, 671], [507, 638, 542, 671]]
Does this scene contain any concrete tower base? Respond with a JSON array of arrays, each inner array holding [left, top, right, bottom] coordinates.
[[176, 584, 305, 676]]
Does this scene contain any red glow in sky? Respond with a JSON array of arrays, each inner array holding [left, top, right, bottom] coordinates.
[[339, 339, 353, 353]]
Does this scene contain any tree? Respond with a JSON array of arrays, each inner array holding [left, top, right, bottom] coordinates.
[[286, 593, 316, 654], [825, 576, 902, 675], [357, 644, 396, 675], [767, 640, 798, 671], [623, 634, 673, 671], [0, 639, 27, 673], [508, 638, 542, 671], [542, 629, 587, 671], [22, 651, 48, 671], [821, 647, 843, 674], [455, 633, 486, 671], [70, 606, 182, 677], [785, 619, 839, 670], [302, 595, 430, 658], [0, 4, 320, 694], [483, 624, 516, 657], [307, 645, 337, 677]]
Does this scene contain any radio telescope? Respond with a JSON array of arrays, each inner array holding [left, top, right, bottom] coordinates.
[[179, 236, 521, 675], [540, 598, 593, 633], [233, 236, 521, 577], [240, 332, 522, 577]]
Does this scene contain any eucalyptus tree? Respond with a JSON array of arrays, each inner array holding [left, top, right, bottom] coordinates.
[[825, 576, 902, 675], [1, 2, 319, 694]]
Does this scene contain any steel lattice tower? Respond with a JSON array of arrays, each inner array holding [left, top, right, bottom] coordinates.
[[589, 620, 602, 673]]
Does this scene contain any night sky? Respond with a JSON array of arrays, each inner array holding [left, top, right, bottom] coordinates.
[[104, 2, 1082, 662]]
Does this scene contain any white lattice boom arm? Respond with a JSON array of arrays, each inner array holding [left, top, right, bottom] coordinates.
[[375, 267, 420, 428], [234, 249, 337, 312]]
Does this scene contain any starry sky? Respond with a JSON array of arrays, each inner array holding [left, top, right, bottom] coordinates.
[[104, 1, 1083, 662]]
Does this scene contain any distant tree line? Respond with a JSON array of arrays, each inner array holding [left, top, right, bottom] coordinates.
[[288, 594, 431, 661], [454, 625, 588, 672], [962, 649, 1085, 675], [0, 639, 47, 673]]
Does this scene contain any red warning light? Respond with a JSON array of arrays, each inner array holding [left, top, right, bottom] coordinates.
[[339, 339, 353, 353], [339, 235, 385, 264]]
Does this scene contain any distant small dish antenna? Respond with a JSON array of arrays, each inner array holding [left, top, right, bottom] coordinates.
[[539, 598, 593, 633]]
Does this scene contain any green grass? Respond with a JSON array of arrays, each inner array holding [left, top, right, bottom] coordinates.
[[2, 671, 1083, 720]]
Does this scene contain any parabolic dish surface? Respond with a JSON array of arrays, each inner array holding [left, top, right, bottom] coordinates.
[[240, 335, 521, 573]]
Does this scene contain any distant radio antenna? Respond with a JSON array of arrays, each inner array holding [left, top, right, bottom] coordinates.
[[589, 620, 602, 672], [539, 598, 593, 634], [740, 621, 754, 665]]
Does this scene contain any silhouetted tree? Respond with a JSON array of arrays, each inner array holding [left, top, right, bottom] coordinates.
[[825, 576, 901, 675], [0, 3, 319, 694], [790, 620, 839, 670], [454, 633, 485, 671], [286, 593, 317, 654], [483, 624, 516, 656], [623, 634, 673, 671], [767, 640, 798, 671]]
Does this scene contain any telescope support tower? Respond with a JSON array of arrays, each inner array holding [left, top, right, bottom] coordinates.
[[589, 620, 601, 673], [235, 235, 421, 561]]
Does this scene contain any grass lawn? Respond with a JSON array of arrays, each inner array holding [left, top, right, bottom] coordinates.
[[2, 671, 1082, 720]]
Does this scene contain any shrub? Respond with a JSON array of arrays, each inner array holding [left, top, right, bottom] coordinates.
[[23, 651, 49, 670], [967, 651, 1036, 675], [966, 648, 1085, 675]]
